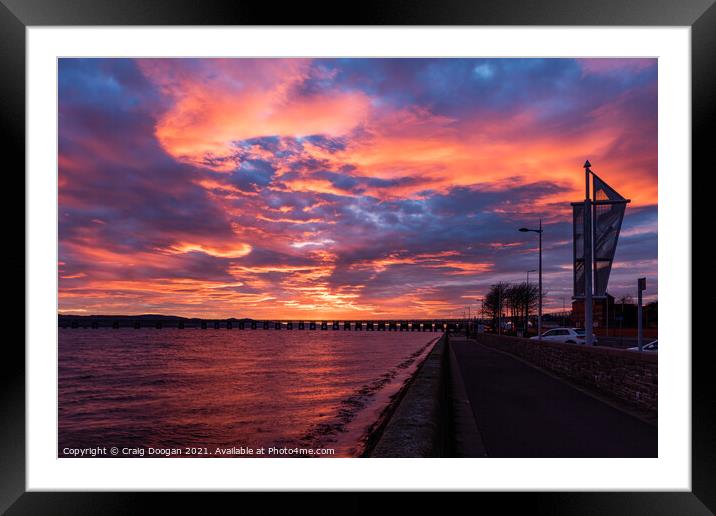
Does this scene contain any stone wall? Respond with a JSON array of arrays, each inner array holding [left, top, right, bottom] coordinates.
[[474, 333, 657, 413]]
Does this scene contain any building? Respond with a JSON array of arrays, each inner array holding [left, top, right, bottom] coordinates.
[[572, 295, 658, 337], [571, 293, 615, 330]]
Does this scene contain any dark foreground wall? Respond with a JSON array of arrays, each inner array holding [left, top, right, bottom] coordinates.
[[474, 333, 658, 414], [368, 335, 449, 457]]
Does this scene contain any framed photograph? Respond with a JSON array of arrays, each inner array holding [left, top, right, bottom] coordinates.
[[4, 0, 712, 512]]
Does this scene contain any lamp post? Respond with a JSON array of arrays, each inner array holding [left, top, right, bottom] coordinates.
[[519, 220, 543, 340], [525, 270, 536, 334]]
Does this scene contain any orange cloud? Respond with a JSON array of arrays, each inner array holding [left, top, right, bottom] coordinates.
[[164, 241, 253, 259], [139, 59, 371, 170]]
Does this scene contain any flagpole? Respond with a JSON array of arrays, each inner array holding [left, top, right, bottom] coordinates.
[[538, 217, 542, 341], [574, 161, 629, 346], [584, 160, 594, 345]]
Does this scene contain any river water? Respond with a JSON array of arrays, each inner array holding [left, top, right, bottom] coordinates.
[[58, 328, 437, 457]]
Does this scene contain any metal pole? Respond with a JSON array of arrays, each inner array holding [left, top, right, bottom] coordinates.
[[638, 278, 645, 351], [538, 218, 542, 341], [498, 289, 501, 335], [637, 290, 643, 351], [584, 162, 594, 345]]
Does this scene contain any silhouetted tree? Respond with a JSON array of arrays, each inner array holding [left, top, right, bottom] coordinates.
[[617, 295, 633, 306], [503, 282, 539, 334], [484, 281, 543, 335], [483, 282, 511, 333]]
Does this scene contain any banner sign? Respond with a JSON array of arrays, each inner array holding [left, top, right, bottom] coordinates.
[[572, 171, 628, 298], [592, 174, 627, 297], [572, 203, 585, 297]]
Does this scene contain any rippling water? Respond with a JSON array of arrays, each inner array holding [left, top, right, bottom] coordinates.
[[58, 328, 437, 457]]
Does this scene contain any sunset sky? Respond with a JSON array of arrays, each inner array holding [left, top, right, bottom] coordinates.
[[58, 58, 657, 319]]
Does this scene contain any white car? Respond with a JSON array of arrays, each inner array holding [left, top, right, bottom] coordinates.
[[627, 340, 658, 352], [530, 328, 597, 345]]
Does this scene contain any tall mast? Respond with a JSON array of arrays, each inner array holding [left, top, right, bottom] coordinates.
[[583, 160, 594, 345]]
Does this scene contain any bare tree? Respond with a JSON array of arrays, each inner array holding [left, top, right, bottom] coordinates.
[[505, 282, 539, 334], [483, 282, 511, 334], [617, 294, 633, 305]]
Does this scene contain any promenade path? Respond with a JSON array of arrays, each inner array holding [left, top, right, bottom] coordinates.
[[450, 335, 657, 457]]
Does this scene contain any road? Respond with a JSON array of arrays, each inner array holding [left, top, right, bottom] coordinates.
[[450, 336, 657, 457]]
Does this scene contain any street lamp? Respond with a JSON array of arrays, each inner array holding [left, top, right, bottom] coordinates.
[[524, 270, 536, 335], [519, 220, 543, 340], [526, 269, 537, 284]]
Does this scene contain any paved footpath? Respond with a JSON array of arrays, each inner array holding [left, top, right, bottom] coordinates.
[[450, 335, 657, 457]]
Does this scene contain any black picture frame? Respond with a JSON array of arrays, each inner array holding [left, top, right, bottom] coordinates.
[[2, 0, 711, 513]]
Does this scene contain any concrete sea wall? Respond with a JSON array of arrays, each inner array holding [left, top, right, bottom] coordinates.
[[368, 335, 449, 457], [474, 333, 658, 413]]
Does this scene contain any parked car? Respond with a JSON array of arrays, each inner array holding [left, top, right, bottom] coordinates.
[[530, 328, 597, 345], [627, 340, 658, 352]]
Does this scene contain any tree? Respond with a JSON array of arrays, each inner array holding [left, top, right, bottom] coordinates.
[[505, 282, 539, 334], [483, 281, 543, 335], [617, 295, 633, 306], [483, 282, 511, 334]]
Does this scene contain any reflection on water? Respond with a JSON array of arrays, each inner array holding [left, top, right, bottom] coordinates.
[[59, 329, 436, 457]]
